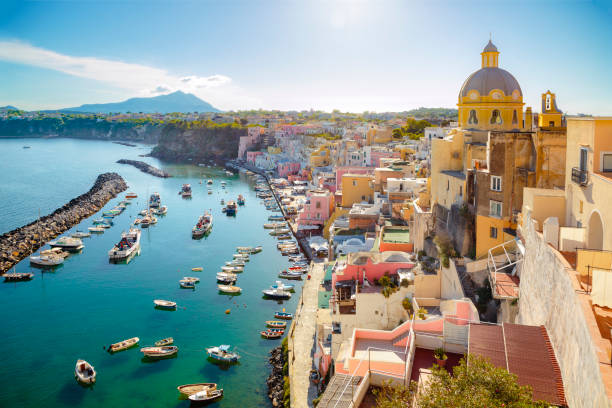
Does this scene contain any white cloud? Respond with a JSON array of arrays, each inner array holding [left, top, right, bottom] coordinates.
[[0, 40, 260, 110]]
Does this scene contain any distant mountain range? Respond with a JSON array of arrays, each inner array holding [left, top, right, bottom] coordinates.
[[0, 105, 18, 111], [59, 91, 221, 114]]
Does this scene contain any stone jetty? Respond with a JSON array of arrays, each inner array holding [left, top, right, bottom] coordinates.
[[116, 159, 171, 178], [267, 344, 287, 407], [0, 172, 128, 274]]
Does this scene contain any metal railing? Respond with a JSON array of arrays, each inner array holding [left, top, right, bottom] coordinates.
[[572, 167, 588, 186]]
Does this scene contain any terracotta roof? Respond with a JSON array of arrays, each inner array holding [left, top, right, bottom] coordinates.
[[468, 323, 567, 407]]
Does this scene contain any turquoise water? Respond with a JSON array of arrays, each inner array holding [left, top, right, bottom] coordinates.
[[0, 138, 298, 407]]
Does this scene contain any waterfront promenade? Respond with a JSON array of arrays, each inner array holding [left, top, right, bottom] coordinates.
[[289, 261, 325, 408]]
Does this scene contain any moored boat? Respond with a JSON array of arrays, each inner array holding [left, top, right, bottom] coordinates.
[[266, 320, 287, 328], [181, 184, 192, 198], [75, 359, 96, 384], [29, 254, 64, 267], [268, 215, 285, 221], [154, 299, 177, 310], [271, 281, 294, 291], [191, 267, 203, 272], [225, 260, 245, 267], [192, 212, 213, 238], [71, 230, 91, 238], [270, 228, 290, 236], [149, 192, 161, 208], [180, 280, 196, 289], [88, 226, 105, 233], [216, 272, 237, 284], [3, 271, 34, 282], [108, 337, 139, 353], [177, 382, 217, 397], [155, 337, 174, 347], [221, 265, 243, 273], [233, 253, 249, 261], [108, 228, 141, 261], [217, 284, 241, 294], [237, 194, 245, 205], [189, 388, 224, 403], [182, 277, 200, 283], [125, 192, 138, 199], [225, 201, 237, 216], [279, 270, 302, 280], [153, 205, 167, 215], [262, 288, 292, 299], [140, 345, 178, 359], [49, 236, 84, 251], [274, 311, 294, 320], [260, 328, 284, 339], [206, 344, 240, 363]]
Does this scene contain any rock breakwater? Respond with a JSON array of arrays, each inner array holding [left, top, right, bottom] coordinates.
[[267, 341, 289, 407], [0, 172, 128, 274], [116, 159, 170, 178]]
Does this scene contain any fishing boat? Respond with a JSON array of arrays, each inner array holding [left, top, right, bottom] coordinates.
[[268, 215, 285, 221], [125, 192, 138, 199], [103, 209, 120, 217], [149, 192, 161, 208], [233, 253, 249, 261], [271, 281, 294, 291], [3, 270, 34, 282], [177, 383, 217, 397], [250, 246, 263, 254], [221, 265, 243, 273], [191, 267, 203, 272], [236, 246, 253, 253], [263, 222, 287, 229], [180, 184, 192, 198], [274, 311, 293, 320], [237, 194, 245, 205], [189, 388, 224, 403], [278, 270, 302, 280], [207, 179, 213, 185], [183, 277, 200, 283], [225, 201, 237, 216], [108, 228, 141, 261], [108, 337, 139, 353], [266, 320, 287, 329], [277, 234, 292, 240], [217, 284, 241, 294], [153, 205, 167, 215], [260, 328, 284, 339], [29, 253, 64, 267], [262, 288, 292, 299], [270, 228, 290, 236], [140, 346, 178, 359], [71, 230, 91, 238], [192, 212, 213, 238], [180, 280, 196, 289], [206, 345, 240, 363], [216, 272, 237, 284], [154, 299, 177, 310], [99, 222, 112, 229], [75, 360, 96, 384], [225, 260, 245, 267], [155, 337, 174, 346], [88, 226, 105, 233], [288, 266, 307, 273]]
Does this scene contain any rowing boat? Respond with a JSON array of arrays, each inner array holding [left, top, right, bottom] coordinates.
[[108, 337, 139, 353], [177, 382, 217, 397], [155, 337, 174, 346]]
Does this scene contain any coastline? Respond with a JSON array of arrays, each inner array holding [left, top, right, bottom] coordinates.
[[0, 172, 127, 274], [116, 159, 171, 178]]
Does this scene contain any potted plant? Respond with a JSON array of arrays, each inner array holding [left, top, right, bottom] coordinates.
[[434, 347, 448, 367]]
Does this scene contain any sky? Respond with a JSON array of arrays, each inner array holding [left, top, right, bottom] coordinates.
[[0, 0, 611, 114]]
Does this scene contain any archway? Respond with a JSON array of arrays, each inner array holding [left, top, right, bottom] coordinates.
[[587, 211, 604, 250]]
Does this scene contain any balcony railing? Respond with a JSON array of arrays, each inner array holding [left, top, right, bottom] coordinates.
[[572, 167, 588, 186]]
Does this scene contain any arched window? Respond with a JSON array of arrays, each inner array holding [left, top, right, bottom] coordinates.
[[490, 110, 502, 125], [512, 110, 518, 125], [468, 110, 478, 125]]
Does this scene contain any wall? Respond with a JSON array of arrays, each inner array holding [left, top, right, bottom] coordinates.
[[521, 187, 566, 231], [517, 214, 609, 408], [341, 175, 374, 208], [475, 214, 514, 259], [441, 259, 465, 300], [355, 287, 413, 330]]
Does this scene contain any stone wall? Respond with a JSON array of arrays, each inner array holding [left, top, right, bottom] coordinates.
[[517, 214, 609, 407]]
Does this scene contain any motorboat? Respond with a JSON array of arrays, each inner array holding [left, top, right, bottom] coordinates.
[[99, 222, 112, 229], [263, 222, 287, 229], [92, 218, 107, 225], [149, 192, 161, 208], [192, 212, 213, 238], [261, 329, 284, 339], [236, 246, 253, 253], [155, 337, 174, 347], [216, 272, 237, 284], [271, 281, 294, 291], [274, 311, 293, 320], [103, 209, 120, 217], [182, 277, 200, 283], [221, 265, 243, 273], [125, 192, 138, 199], [225, 201, 237, 216], [108, 337, 139, 353], [141, 346, 178, 359], [177, 383, 217, 397], [225, 260, 245, 267], [71, 230, 91, 238], [154, 299, 177, 310], [3, 271, 34, 282], [108, 228, 141, 261], [180, 280, 195, 289], [88, 226, 105, 233], [277, 234, 292, 240], [217, 284, 241, 294], [189, 388, 224, 403], [278, 270, 302, 280], [181, 184, 192, 198], [75, 360, 96, 384], [266, 320, 287, 329], [29, 254, 64, 267], [288, 266, 307, 273], [250, 246, 263, 254], [49, 236, 84, 251], [270, 228, 290, 236], [153, 205, 167, 215], [233, 253, 249, 261], [262, 288, 292, 299], [268, 215, 285, 221], [206, 345, 240, 363], [237, 194, 245, 205]]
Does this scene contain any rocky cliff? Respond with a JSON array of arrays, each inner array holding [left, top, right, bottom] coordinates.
[[0, 117, 162, 143], [150, 121, 245, 165]]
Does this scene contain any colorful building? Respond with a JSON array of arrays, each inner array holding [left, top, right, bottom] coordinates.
[[340, 173, 374, 208], [277, 160, 301, 178], [296, 190, 334, 229]]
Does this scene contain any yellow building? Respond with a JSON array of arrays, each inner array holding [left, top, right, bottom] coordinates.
[[268, 146, 282, 154], [341, 174, 374, 208], [366, 125, 392, 145], [310, 144, 331, 167]]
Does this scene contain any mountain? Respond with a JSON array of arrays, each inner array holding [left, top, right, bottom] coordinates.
[[60, 91, 221, 113], [0, 105, 18, 111]]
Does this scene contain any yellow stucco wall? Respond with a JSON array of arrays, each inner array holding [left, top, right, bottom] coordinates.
[[475, 215, 515, 259], [341, 174, 374, 208], [521, 187, 566, 231], [430, 130, 464, 208]]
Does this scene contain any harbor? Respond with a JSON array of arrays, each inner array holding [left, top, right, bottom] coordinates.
[[0, 138, 307, 408]]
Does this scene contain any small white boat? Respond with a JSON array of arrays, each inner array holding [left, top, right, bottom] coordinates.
[[270, 228, 290, 236], [71, 230, 91, 238], [49, 236, 84, 251], [225, 260, 245, 267], [191, 267, 203, 272], [177, 382, 217, 397], [217, 284, 241, 294], [233, 254, 249, 260], [29, 254, 64, 267], [155, 337, 174, 347], [182, 277, 200, 283], [153, 205, 167, 215], [154, 299, 177, 309], [207, 179, 213, 185], [262, 288, 292, 299], [180, 280, 196, 289], [206, 345, 240, 363], [140, 346, 178, 359], [221, 265, 243, 273], [108, 337, 139, 353], [216, 272, 237, 284], [75, 360, 96, 384], [189, 389, 224, 403]]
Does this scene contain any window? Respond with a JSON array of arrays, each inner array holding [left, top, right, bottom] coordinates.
[[579, 147, 588, 172], [490, 109, 502, 125], [603, 153, 612, 172], [316, 201, 321, 209], [459, 186, 463, 197], [491, 176, 502, 191], [546, 94, 552, 111], [490, 227, 498, 239], [352, 180, 357, 187], [468, 110, 478, 125], [549, 121, 555, 127], [361, 195, 366, 201], [447, 180, 450, 191], [490, 200, 502, 218], [512, 110, 518, 125]]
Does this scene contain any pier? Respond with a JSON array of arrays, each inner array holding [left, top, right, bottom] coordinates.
[[116, 159, 171, 178]]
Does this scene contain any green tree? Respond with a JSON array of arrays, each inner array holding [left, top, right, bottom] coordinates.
[[375, 355, 549, 408]]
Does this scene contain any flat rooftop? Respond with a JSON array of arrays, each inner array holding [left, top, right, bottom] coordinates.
[[382, 228, 410, 244]]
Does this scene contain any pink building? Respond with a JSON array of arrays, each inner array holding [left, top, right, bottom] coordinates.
[[333, 251, 415, 288], [277, 161, 301, 178], [246, 151, 263, 164], [237, 126, 264, 159], [297, 190, 333, 228], [335, 166, 374, 191], [370, 150, 400, 167]]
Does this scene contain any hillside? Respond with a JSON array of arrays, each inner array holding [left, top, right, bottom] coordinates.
[[60, 91, 221, 114]]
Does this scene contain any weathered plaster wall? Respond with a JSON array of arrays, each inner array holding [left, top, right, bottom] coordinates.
[[517, 215, 608, 408]]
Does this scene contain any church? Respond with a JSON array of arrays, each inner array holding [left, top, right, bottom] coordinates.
[[430, 40, 567, 259]]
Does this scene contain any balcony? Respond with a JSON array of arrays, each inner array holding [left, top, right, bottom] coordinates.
[[572, 167, 588, 186]]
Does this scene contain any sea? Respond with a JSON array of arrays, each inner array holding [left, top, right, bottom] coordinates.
[[0, 137, 299, 407]]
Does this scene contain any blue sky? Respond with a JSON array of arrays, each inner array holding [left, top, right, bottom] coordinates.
[[0, 0, 611, 114]]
